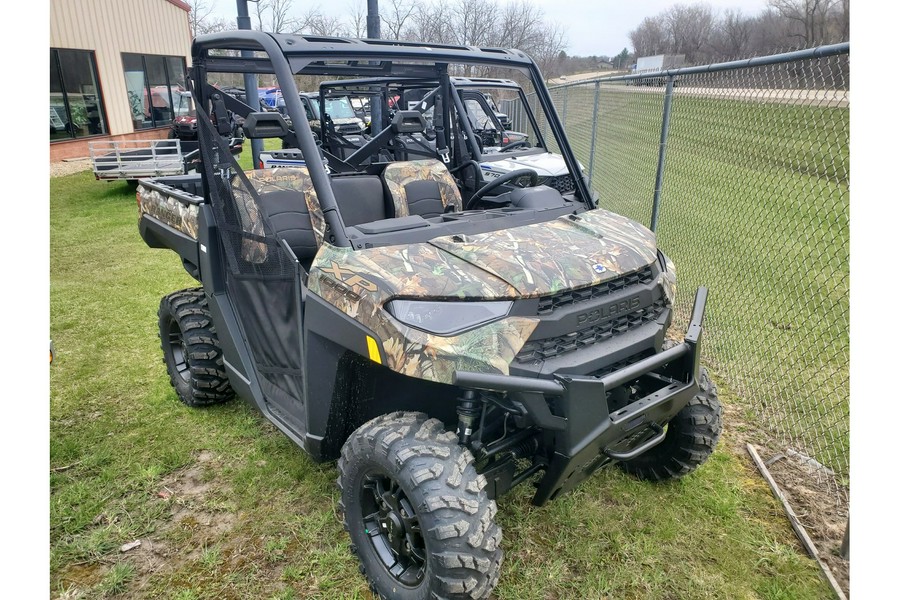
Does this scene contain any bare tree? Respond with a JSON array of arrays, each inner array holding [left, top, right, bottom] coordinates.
[[713, 9, 754, 58], [664, 4, 716, 63], [407, 3, 453, 45], [768, 0, 836, 45], [185, 0, 227, 37], [302, 12, 347, 36], [831, 0, 849, 42], [747, 7, 796, 53], [630, 16, 668, 57], [382, 0, 417, 40], [627, 0, 847, 66], [452, 0, 498, 48], [495, 1, 543, 50], [346, 0, 368, 38], [255, 0, 297, 34], [292, 6, 325, 34]]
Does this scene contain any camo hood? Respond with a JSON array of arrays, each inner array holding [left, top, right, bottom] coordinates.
[[428, 208, 658, 297], [307, 208, 659, 383]]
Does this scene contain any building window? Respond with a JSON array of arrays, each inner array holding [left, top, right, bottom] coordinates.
[[50, 49, 108, 141], [122, 53, 188, 130]]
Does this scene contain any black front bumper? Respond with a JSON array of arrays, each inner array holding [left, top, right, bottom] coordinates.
[[173, 123, 198, 139], [454, 287, 709, 506]]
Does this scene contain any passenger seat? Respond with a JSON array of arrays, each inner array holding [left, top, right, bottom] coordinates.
[[233, 168, 323, 269], [330, 175, 389, 226], [382, 159, 464, 218]]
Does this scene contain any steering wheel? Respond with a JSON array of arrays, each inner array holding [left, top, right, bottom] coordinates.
[[500, 140, 530, 152], [466, 168, 540, 208]]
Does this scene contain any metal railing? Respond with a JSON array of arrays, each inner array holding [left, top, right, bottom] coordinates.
[[506, 43, 850, 503]]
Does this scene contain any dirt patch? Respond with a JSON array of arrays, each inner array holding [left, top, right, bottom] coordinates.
[[51, 158, 92, 178], [721, 400, 849, 596], [160, 450, 218, 499], [55, 562, 108, 595], [125, 450, 239, 593]]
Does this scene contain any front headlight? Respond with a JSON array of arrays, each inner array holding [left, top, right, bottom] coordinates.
[[386, 300, 513, 336], [515, 175, 547, 187], [658, 250, 677, 304]]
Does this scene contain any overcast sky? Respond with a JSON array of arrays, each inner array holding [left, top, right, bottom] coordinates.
[[207, 0, 771, 57]]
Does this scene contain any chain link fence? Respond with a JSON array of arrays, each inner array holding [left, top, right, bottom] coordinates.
[[505, 45, 849, 509]]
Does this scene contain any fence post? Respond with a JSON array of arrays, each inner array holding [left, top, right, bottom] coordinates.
[[561, 87, 568, 127], [588, 81, 600, 188], [840, 518, 849, 560], [651, 75, 675, 232]]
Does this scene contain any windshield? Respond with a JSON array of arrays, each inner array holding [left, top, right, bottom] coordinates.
[[464, 98, 497, 131], [172, 92, 194, 117], [350, 97, 369, 112], [324, 97, 358, 120]]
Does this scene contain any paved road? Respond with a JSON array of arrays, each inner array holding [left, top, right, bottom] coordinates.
[[584, 84, 849, 108]]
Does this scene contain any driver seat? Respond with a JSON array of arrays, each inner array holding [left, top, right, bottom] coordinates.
[[382, 159, 463, 218]]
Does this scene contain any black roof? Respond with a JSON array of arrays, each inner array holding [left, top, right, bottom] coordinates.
[[192, 30, 538, 76]]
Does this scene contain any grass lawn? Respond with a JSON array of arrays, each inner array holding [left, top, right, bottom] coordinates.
[[50, 169, 832, 598]]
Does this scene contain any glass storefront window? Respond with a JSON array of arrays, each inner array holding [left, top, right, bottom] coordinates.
[[122, 53, 188, 130], [123, 54, 152, 130], [50, 49, 108, 140]]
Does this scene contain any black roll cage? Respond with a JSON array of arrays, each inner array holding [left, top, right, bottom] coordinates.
[[318, 76, 550, 154], [190, 30, 595, 248]]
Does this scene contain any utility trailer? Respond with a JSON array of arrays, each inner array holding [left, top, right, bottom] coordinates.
[[89, 139, 189, 181]]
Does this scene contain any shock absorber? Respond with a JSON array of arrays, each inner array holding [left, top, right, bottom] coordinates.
[[456, 390, 481, 445]]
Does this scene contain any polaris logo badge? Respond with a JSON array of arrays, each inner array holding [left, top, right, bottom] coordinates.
[[577, 296, 641, 325], [593, 264, 607, 274]]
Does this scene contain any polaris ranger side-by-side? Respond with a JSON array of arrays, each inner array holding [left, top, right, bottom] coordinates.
[[136, 31, 721, 599]]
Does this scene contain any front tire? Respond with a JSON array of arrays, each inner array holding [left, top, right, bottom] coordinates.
[[338, 412, 503, 600], [617, 366, 722, 481], [158, 288, 234, 407]]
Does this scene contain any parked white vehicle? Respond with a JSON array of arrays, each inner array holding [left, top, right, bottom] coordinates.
[[479, 150, 582, 195]]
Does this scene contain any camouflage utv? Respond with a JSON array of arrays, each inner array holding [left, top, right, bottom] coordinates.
[[136, 30, 722, 600]]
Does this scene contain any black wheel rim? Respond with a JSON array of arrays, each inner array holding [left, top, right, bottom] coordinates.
[[167, 319, 190, 383], [360, 472, 426, 586]]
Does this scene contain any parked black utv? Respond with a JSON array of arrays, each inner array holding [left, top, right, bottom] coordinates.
[[135, 30, 722, 599]]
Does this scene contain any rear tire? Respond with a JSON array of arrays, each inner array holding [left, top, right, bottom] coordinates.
[[338, 412, 503, 599], [617, 367, 722, 481], [158, 288, 234, 407]]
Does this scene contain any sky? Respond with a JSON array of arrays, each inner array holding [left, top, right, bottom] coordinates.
[[206, 0, 772, 57]]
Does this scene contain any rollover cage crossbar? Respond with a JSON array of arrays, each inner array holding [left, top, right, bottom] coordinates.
[[190, 29, 595, 212]]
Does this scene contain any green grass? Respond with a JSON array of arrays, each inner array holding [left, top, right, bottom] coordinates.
[[559, 88, 849, 480], [50, 170, 832, 598]]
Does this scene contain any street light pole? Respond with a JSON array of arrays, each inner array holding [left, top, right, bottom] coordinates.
[[367, 0, 383, 135], [366, 0, 381, 39], [236, 0, 263, 167]]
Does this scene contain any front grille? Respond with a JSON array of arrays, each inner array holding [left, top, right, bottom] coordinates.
[[516, 299, 668, 362], [537, 265, 655, 315], [546, 174, 575, 194], [590, 349, 655, 379], [337, 124, 363, 134]]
